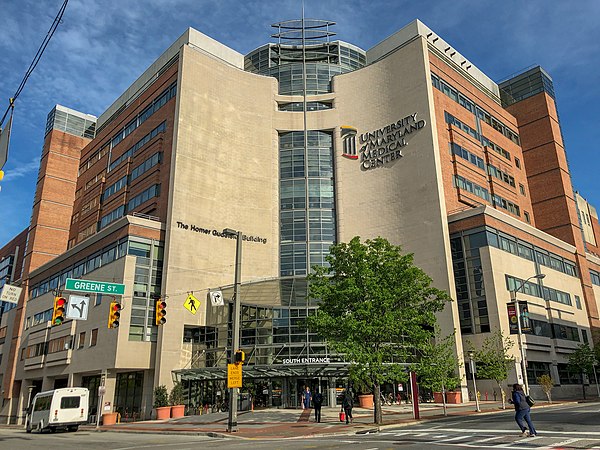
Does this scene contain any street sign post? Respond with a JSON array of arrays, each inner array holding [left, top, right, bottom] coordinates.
[[184, 294, 200, 315], [65, 278, 125, 295], [0, 284, 22, 304], [227, 363, 242, 389], [66, 295, 89, 321]]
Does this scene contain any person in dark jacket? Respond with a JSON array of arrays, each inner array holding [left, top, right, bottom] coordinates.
[[313, 390, 323, 422], [342, 390, 354, 424], [510, 383, 537, 437]]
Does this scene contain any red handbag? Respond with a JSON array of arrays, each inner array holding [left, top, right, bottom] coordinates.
[[339, 410, 346, 422]]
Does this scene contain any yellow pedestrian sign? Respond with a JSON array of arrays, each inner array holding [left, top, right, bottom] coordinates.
[[184, 294, 200, 315], [227, 363, 242, 388]]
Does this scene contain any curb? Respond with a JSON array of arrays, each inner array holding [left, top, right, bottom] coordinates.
[[28, 400, 590, 440]]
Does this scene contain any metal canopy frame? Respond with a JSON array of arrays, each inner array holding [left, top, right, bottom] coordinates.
[[175, 362, 350, 382]]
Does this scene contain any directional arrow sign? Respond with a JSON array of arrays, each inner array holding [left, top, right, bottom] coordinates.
[[66, 295, 89, 321], [209, 290, 224, 306], [66, 278, 125, 295]]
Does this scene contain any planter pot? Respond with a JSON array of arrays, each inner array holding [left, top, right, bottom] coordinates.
[[358, 394, 374, 408], [155, 406, 171, 420], [170, 404, 185, 418], [102, 412, 118, 426], [446, 391, 461, 404], [433, 391, 462, 404]]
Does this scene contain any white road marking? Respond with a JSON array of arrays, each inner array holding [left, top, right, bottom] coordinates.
[[550, 438, 585, 447], [471, 436, 502, 444], [442, 435, 473, 442], [423, 427, 600, 436]]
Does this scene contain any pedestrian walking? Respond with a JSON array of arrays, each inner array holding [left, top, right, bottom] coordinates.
[[509, 383, 537, 437], [342, 389, 353, 424], [303, 386, 312, 410], [313, 390, 323, 422]]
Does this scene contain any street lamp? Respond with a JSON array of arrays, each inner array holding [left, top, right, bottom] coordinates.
[[223, 228, 242, 433], [510, 273, 545, 395], [468, 351, 480, 412]]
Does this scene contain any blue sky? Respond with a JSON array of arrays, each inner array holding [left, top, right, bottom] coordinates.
[[0, 0, 599, 245]]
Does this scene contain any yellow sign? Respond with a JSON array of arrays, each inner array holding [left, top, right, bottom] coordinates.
[[227, 363, 242, 388], [184, 294, 200, 315]]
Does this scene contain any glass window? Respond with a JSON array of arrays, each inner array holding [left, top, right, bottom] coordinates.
[[90, 328, 98, 346], [60, 396, 81, 409]]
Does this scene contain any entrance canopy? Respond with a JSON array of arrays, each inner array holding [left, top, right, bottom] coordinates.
[[175, 362, 350, 382]]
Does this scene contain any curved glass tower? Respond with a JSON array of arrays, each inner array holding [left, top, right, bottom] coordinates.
[[245, 19, 366, 277]]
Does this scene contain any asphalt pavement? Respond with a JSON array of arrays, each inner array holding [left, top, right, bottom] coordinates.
[[85, 399, 563, 439]]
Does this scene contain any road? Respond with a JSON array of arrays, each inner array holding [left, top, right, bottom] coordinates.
[[1, 402, 598, 449]]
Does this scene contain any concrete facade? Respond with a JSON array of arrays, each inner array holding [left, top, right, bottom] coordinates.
[[0, 18, 599, 423]]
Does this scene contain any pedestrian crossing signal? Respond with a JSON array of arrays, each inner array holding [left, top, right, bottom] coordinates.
[[52, 296, 67, 326], [155, 299, 167, 325], [108, 300, 122, 328], [234, 350, 245, 364]]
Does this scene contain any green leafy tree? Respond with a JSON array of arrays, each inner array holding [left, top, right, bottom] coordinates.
[[414, 327, 462, 416], [467, 331, 514, 409], [536, 374, 554, 403], [306, 236, 451, 424], [568, 343, 595, 400]]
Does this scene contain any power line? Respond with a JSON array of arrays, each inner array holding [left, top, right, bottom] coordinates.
[[0, 0, 69, 128]]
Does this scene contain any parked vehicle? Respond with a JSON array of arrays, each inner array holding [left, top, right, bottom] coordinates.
[[25, 387, 89, 433]]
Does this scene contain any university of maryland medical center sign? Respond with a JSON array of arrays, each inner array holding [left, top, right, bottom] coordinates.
[[341, 112, 427, 171]]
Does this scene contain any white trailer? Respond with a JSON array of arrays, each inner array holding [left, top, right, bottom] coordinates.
[[25, 387, 89, 433]]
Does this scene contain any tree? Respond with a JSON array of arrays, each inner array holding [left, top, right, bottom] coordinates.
[[536, 374, 554, 403], [306, 236, 451, 424], [467, 331, 514, 409], [568, 343, 595, 400], [413, 327, 462, 416]]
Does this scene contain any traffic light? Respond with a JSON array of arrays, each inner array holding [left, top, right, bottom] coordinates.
[[234, 350, 245, 364], [51, 296, 67, 326], [155, 299, 166, 325], [108, 300, 122, 328]]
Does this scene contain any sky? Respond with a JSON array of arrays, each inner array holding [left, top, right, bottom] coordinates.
[[0, 0, 599, 246]]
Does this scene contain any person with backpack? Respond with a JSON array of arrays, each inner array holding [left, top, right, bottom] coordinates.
[[313, 390, 323, 422], [342, 389, 354, 424], [509, 383, 537, 437]]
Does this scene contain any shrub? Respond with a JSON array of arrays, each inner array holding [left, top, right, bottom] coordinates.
[[169, 382, 185, 406], [153, 385, 169, 408], [537, 374, 554, 403]]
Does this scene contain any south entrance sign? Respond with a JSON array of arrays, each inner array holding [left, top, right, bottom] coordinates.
[[65, 278, 125, 295]]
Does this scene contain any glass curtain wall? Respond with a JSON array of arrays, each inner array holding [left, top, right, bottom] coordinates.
[[279, 131, 335, 276]]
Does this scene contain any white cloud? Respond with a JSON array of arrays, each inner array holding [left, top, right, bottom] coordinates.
[[3, 157, 40, 181]]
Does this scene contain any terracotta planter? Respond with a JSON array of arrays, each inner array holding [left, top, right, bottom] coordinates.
[[170, 404, 185, 418], [446, 391, 461, 404], [155, 406, 171, 420], [358, 394, 374, 408], [433, 391, 462, 404], [102, 412, 118, 426]]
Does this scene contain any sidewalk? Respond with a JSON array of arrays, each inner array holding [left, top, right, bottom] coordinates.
[[89, 401, 519, 439]]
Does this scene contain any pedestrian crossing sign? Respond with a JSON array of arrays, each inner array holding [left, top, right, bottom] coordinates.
[[184, 294, 200, 315]]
